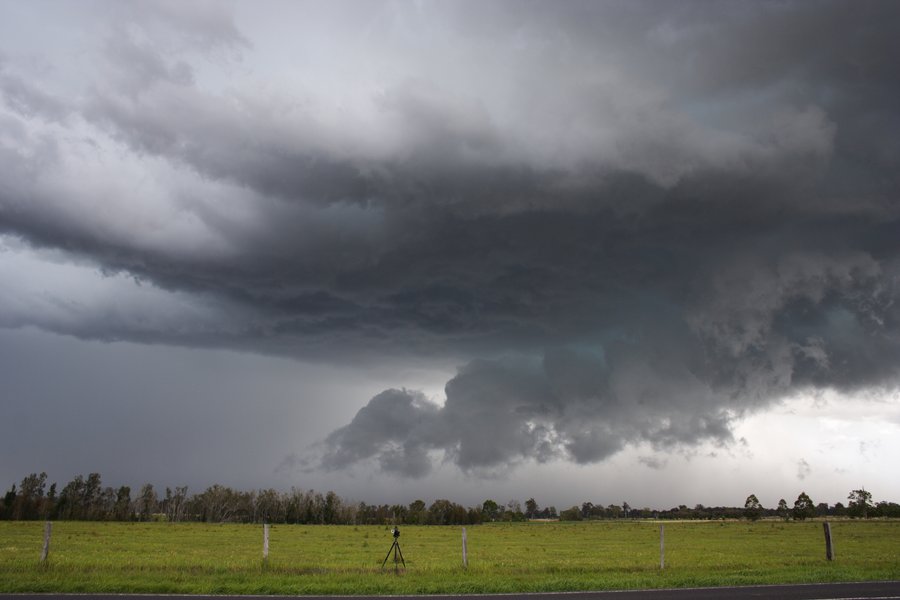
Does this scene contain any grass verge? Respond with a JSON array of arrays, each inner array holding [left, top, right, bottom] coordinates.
[[1, 520, 898, 594]]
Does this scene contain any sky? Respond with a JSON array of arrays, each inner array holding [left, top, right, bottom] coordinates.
[[1, 0, 899, 511]]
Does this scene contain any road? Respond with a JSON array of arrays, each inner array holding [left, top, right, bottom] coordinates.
[[4, 581, 900, 600]]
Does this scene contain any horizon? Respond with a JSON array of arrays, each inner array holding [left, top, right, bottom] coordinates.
[[5, 464, 885, 516]]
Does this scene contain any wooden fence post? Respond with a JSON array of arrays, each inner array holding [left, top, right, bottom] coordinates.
[[41, 521, 52, 563], [659, 524, 664, 569], [462, 527, 468, 568], [823, 521, 834, 561], [263, 523, 270, 562]]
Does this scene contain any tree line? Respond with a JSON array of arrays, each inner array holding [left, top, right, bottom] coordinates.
[[1, 472, 483, 525], [3, 471, 898, 524], [557, 489, 899, 521]]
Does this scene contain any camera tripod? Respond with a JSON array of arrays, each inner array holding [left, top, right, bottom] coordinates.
[[381, 527, 406, 570]]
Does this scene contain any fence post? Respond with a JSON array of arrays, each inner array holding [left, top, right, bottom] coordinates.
[[462, 527, 468, 568], [659, 524, 664, 569], [263, 523, 270, 562], [823, 521, 834, 561], [41, 521, 52, 563]]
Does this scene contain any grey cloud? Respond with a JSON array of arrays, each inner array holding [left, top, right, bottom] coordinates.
[[102, 0, 250, 54], [314, 222, 900, 474], [0, 72, 68, 122], [376, 78, 502, 163], [320, 388, 441, 477], [73, 3, 854, 212], [638, 456, 667, 470], [317, 347, 741, 477], [102, 32, 196, 94], [2, 1, 900, 472], [797, 459, 811, 481]]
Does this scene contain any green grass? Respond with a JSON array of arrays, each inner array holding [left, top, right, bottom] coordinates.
[[1, 520, 898, 594]]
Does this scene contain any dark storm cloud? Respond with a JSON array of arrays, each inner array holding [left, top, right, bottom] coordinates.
[[2, 1, 900, 474], [321, 347, 738, 477]]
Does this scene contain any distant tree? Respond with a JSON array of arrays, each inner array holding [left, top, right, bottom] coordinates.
[[352, 502, 371, 526], [482, 499, 500, 522], [525, 498, 538, 519], [581, 502, 594, 519], [308, 491, 326, 523], [559, 506, 582, 521], [284, 489, 301, 523], [504, 499, 524, 521], [848, 489, 873, 519], [254, 488, 285, 523], [428, 499, 455, 525], [83, 473, 103, 520], [623, 502, 631, 518], [451, 502, 469, 524], [2, 484, 16, 519], [137, 484, 158, 521], [407, 499, 427, 525], [46, 482, 57, 518], [743, 494, 762, 521], [428, 498, 469, 525], [390, 503, 408, 523], [57, 475, 86, 520], [113, 486, 131, 521], [777, 498, 790, 521], [100, 486, 117, 519], [15, 472, 47, 519], [323, 490, 341, 524], [875, 501, 900, 518], [792, 492, 816, 521], [194, 484, 239, 522], [164, 486, 189, 522]]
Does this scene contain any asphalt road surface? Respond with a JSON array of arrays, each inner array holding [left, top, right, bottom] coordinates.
[[4, 582, 900, 600]]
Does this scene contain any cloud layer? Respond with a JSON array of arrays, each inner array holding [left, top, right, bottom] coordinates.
[[2, 1, 900, 476]]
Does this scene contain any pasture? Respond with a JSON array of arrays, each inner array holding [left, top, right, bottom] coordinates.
[[1, 520, 899, 594]]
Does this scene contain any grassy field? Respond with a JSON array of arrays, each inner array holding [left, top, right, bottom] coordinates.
[[1, 520, 899, 594]]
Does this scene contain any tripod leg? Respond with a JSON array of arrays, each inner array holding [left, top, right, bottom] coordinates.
[[395, 542, 406, 567], [382, 541, 395, 568]]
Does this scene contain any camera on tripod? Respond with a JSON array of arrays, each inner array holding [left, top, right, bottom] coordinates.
[[382, 525, 405, 569]]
